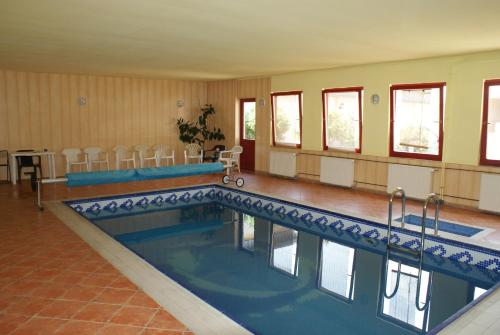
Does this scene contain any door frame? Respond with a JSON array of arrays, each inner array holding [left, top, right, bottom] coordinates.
[[239, 98, 256, 171]]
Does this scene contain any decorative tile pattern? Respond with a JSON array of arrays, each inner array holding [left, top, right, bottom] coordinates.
[[65, 184, 500, 274]]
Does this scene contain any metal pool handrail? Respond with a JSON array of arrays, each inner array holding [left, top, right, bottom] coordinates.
[[387, 187, 406, 248], [36, 177, 68, 210], [419, 193, 441, 255], [414, 193, 441, 311]]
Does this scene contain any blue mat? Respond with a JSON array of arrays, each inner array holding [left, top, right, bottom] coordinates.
[[66, 162, 224, 187], [396, 214, 483, 237]]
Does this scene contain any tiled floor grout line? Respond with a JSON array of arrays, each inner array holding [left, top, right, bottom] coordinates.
[[143, 308, 160, 329]]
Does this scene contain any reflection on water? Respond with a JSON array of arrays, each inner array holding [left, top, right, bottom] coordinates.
[[318, 240, 356, 301], [240, 214, 255, 252], [381, 260, 431, 331], [270, 224, 299, 276], [91, 203, 498, 335]]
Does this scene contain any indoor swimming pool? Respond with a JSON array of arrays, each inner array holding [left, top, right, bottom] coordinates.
[[66, 185, 500, 335]]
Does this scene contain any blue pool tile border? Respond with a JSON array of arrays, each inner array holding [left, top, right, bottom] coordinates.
[[63, 184, 500, 273]]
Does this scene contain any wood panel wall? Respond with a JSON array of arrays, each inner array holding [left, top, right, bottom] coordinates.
[[0, 70, 207, 177], [207, 77, 271, 172]]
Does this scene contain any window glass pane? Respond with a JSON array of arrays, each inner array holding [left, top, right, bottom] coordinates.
[[382, 261, 430, 330], [243, 101, 256, 140], [319, 240, 355, 299], [270, 224, 299, 276], [274, 94, 301, 145], [486, 85, 500, 161], [325, 91, 360, 151], [241, 214, 255, 251], [393, 87, 441, 155]]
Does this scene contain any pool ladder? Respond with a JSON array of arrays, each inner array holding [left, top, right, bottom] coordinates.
[[386, 188, 442, 256], [384, 188, 442, 311]]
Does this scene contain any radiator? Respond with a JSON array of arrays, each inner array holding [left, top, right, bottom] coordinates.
[[479, 173, 500, 213], [387, 164, 434, 200], [320, 157, 355, 187], [269, 151, 297, 178]]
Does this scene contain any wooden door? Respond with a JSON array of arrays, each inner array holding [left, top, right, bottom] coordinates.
[[240, 98, 256, 171]]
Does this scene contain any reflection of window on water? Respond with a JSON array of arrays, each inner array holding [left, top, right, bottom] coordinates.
[[318, 240, 355, 300], [240, 214, 255, 252], [270, 225, 299, 276], [382, 261, 430, 330], [473, 287, 487, 300]]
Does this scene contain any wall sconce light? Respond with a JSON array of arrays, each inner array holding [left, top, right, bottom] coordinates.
[[176, 99, 184, 108], [258, 98, 266, 107], [79, 96, 87, 106], [370, 94, 380, 105]]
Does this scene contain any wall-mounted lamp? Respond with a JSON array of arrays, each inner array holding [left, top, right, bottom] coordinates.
[[176, 99, 184, 108], [258, 98, 266, 107], [79, 96, 87, 106]]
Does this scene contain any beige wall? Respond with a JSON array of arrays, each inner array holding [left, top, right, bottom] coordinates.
[[0, 70, 207, 177], [206, 54, 500, 209], [271, 50, 500, 165]]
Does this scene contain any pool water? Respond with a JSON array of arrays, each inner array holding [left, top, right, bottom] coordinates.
[[88, 202, 498, 335]]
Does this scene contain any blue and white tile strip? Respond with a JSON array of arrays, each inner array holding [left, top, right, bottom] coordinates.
[[64, 184, 500, 273]]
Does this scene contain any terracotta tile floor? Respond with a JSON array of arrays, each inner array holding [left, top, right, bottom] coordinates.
[[1, 171, 500, 334]]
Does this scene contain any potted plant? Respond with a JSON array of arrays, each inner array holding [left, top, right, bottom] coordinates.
[[176, 104, 225, 149]]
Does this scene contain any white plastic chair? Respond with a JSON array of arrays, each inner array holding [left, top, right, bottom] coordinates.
[[135, 144, 159, 168], [219, 145, 243, 173], [184, 143, 203, 164], [113, 145, 136, 169], [62, 148, 88, 173], [153, 144, 175, 166], [84, 147, 109, 172]]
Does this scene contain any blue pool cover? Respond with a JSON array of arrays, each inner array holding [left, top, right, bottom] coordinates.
[[396, 214, 483, 237], [65, 162, 224, 187]]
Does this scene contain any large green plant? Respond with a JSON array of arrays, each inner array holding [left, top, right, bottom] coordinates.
[[176, 104, 225, 148]]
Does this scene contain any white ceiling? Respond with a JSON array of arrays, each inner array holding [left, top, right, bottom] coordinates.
[[1, 0, 500, 80]]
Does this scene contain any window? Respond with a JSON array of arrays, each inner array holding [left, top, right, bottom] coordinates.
[[318, 240, 356, 301], [269, 224, 299, 276], [390, 83, 445, 160], [480, 79, 500, 166], [322, 87, 363, 152], [241, 99, 256, 140], [271, 91, 302, 147]]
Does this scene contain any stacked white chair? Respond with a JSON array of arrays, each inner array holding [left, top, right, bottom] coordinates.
[[62, 148, 88, 173], [219, 145, 243, 173], [135, 144, 159, 168], [113, 145, 136, 169], [153, 144, 175, 166], [84, 147, 109, 171], [184, 143, 203, 164]]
